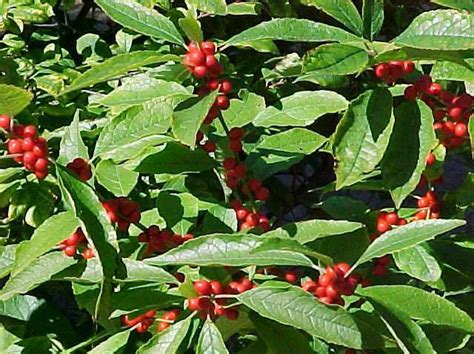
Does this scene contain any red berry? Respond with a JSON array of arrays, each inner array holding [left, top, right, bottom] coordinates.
[[23, 125, 37, 138], [193, 66, 208, 78], [239, 222, 253, 230], [448, 107, 463, 121], [417, 197, 430, 208], [255, 187, 270, 201], [404, 86, 418, 101], [402, 61, 415, 74], [7, 139, 23, 154], [426, 152, 436, 166], [201, 41, 216, 56], [188, 42, 201, 52], [234, 164, 246, 178], [64, 246, 76, 257], [374, 63, 390, 78], [210, 281, 223, 295], [385, 212, 399, 225], [223, 157, 237, 170], [302, 280, 317, 293], [216, 95, 230, 110], [225, 309, 239, 320], [376, 219, 390, 233], [283, 270, 298, 283], [34, 158, 48, 173], [245, 213, 258, 227], [248, 178, 262, 192], [373, 264, 387, 277], [12, 124, 24, 137], [229, 140, 242, 153], [205, 55, 218, 68], [82, 248, 94, 259], [208, 63, 224, 78], [229, 127, 245, 140], [188, 50, 205, 66], [454, 123, 467, 137], [202, 140, 217, 153], [157, 321, 169, 332], [334, 263, 351, 276], [193, 280, 212, 296], [21, 138, 34, 151], [207, 79, 219, 91], [219, 80, 232, 94], [433, 109, 445, 121], [0, 114, 11, 131], [236, 208, 248, 221], [428, 83, 442, 96], [23, 152, 37, 168]]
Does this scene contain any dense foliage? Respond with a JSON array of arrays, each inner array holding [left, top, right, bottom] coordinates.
[[0, 0, 473, 353]]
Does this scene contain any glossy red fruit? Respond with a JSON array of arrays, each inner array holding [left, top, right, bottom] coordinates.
[[454, 123, 467, 137], [385, 212, 399, 225], [7, 139, 23, 154], [64, 246, 77, 257], [376, 219, 390, 233], [283, 270, 298, 283], [229, 127, 245, 140], [428, 83, 442, 96], [426, 152, 436, 166], [229, 140, 242, 153], [0, 114, 11, 131], [334, 263, 351, 276], [157, 321, 169, 332], [216, 95, 230, 110], [302, 280, 317, 292], [201, 41, 216, 55], [448, 107, 463, 121], [23, 152, 37, 168], [188, 50, 206, 66], [210, 281, 223, 295], [23, 125, 37, 138], [234, 164, 246, 178], [82, 248, 94, 259], [403, 61, 415, 74], [374, 63, 390, 78], [202, 140, 217, 153], [404, 86, 417, 101], [373, 264, 387, 276], [255, 187, 270, 201], [35, 158, 49, 173], [205, 55, 218, 68], [12, 124, 25, 138], [193, 65, 208, 78], [219, 80, 232, 94], [417, 197, 430, 208], [194, 280, 212, 296]]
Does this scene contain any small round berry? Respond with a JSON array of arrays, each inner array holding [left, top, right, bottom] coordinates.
[[201, 41, 216, 56], [255, 187, 270, 201], [302, 280, 317, 293], [225, 309, 239, 321], [23, 152, 38, 168], [376, 219, 390, 233], [0, 115, 11, 131], [193, 66, 208, 78], [334, 263, 351, 276], [219, 80, 232, 94], [454, 123, 467, 137], [205, 55, 218, 68], [202, 140, 217, 153], [157, 321, 169, 332], [417, 197, 430, 209], [34, 158, 49, 173], [7, 139, 23, 154], [426, 152, 436, 166], [428, 83, 442, 96], [193, 280, 212, 296], [448, 107, 463, 121], [82, 248, 94, 259], [404, 86, 418, 101], [23, 125, 37, 138], [223, 157, 237, 170], [64, 246, 77, 257], [188, 50, 206, 66], [12, 124, 25, 138], [373, 264, 387, 277], [216, 95, 230, 110], [283, 270, 298, 283], [229, 127, 245, 140], [402, 61, 415, 74], [210, 281, 223, 295], [229, 140, 242, 153], [385, 212, 399, 225], [374, 63, 390, 78]]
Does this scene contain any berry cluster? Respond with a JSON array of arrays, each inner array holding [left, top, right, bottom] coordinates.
[[188, 279, 252, 320], [404, 75, 473, 149], [59, 228, 94, 259], [121, 310, 156, 333], [374, 60, 414, 84], [67, 158, 92, 181], [230, 200, 270, 232], [228, 127, 244, 153], [373, 211, 407, 240], [102, 198, 140, 232], [373, 255, 390, 277], [301, 263, 364, 305], [184, 41, 223, 80], [415, 191, 440, 220], [1, 115, 49, 180], [157, 309, 181, 332], [138, 225, 193, 256]]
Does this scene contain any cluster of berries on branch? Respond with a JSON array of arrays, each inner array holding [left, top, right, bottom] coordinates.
[[188, 278, 253, 320], [138, 225, 193, 256], [102, 197, 140, 232], [1, 114, 49, 180], [59, 228, 94, 259], [121, 310, 156, 333], [157, 309, 181, 332], [373, 255, 390, 277], [373, 211, 407, 241], [374, 60, 414, 84], [67, 158, 92, 181], [230, 200, 270, 232], [415, 190, 440, 220], [404, 75, 473, 149], [301, 263, 365, 305]]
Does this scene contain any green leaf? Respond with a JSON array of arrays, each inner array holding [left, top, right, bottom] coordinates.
[[0, 295, 42, 321], [0, 84, 33, 116], [187, 0, 227, 15], [362, 0, 384, 40], [394, 10, 474, 50], [431, 0, 474, 11], [202, 205, 237, 234], [299, 0, 363, 36], [57, 112, 89, 165], [94, 100, 173, 159], [219, 92, 266, 131], [238, 283, 383, 349], [224, 18, 360, 49], [265, 219, 364, 244], [138, 317, 191, 354], [358, 285, 474, 334], [303, 44, 369, 75], [333, 88, 394, 189], [0, 245, 17, 278], [246, 128, 327, 179], [352, 219, 465, 269], [381, 101, 436, 208], [253, 91, 348, 128], [95, 160, 138, 196], [370, 301, 435, 354], [197, 319, 229, 354], [156, 191, 198, 234], [89, 329, 132, 354], [172, 91, 219, 147], [99, 76, 194, 107], [393, 244, 442, 282], [56, 165, 120, 321], [62, 52, 177, 94], [250, 313, 312, 354], [145, 234, 315, 267], [12, 211, 80, 277], [135, 143, 216, 174], [178, 17, 203, 43], [227, 3, 261, 15], [430, 59, 474, 84], [251, 238, 332, 265], [95, 0, 184, 45], [0, 252, 76, 301]]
